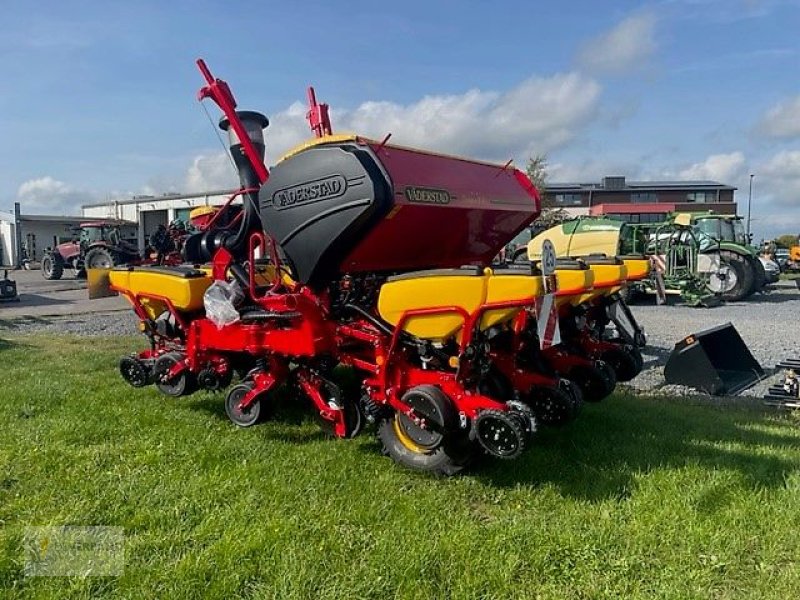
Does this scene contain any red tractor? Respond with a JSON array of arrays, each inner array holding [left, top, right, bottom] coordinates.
[[41, 221, 140, 280]]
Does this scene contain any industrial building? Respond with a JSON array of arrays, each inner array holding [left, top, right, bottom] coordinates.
[[81, 189, 236, 251], [0, 206, 87, 266], [544, 176, 737, 223]]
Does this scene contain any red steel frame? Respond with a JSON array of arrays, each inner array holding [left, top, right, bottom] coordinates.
[[115, 59, 563, 445]]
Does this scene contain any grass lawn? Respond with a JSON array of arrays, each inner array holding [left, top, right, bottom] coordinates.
[[2, 335, 800, 599]]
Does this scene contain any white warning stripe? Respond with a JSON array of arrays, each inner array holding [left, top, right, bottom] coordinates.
[[535, 293, 561, 350]]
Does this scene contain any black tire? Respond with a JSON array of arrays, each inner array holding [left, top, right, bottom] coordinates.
[[569, 361, 617, 402], [41, 254, 63, 280], [750, 256, 766, 293], [225, 382, 265, 427], [153, 352, 195, 397], [712, 250, 754, 302], [528, 385, 580, 427], [377, 385, 474, 476], [474, 409, 528, 459], [85, 247, 116, 270], [601, 346, 641, 382]]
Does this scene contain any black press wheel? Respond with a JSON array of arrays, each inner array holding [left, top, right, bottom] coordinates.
[[569, 361, 617, 402], [119, 356, 151, 388], [153, 352, 195, 397], [377, 385, 474, 476], [474, 409, 527, 459], [40, 254, 63, 280], [528, 385, 579, 427], [225, 382, 265, 427], [601, 346, 641, 383]]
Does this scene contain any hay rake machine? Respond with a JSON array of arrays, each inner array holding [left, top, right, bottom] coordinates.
[[104, 60, 642, 474]]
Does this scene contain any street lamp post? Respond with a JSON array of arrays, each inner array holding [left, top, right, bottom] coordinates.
[[746, 173, 754, 240]]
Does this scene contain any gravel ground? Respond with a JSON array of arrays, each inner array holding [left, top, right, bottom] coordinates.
[[626, 280, 800, 400], [2, 280, 798, 401], [0, 310, 139, 337]]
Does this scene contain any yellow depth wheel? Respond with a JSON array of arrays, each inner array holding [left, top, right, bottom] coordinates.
[[392, 415, 429, 454]]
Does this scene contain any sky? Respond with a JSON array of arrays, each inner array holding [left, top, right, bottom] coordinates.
[[1, 0, 799, 241]]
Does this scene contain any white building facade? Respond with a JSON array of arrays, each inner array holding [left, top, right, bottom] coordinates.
[[0, 207, 87, 266], [82, 189, 237, 251]]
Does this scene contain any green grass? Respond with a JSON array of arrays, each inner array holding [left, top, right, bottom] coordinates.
[[2, 335, 800, 599]]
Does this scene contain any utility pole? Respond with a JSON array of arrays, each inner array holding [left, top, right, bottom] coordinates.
[[746, 173, 754, 240], [13, 202, 22, 269]]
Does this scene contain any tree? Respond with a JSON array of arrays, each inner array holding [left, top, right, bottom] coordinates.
[[526, 155, 548, 198], [525, 154, 569, 232], [775, 234, 799, 248]]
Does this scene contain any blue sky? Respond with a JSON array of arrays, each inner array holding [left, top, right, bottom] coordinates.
[[1, 0, 799, 240]]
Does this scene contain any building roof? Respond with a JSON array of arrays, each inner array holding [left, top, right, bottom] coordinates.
[[546, 179, 736, 192], [18, 214, 86, 223], [81, 189, 238, 209]]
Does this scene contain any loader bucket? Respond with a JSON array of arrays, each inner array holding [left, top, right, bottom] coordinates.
[[87, 268, 116, 299], [663, 323, 765, 395]]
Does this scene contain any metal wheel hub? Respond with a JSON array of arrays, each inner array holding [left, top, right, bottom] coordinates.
[[539, 393, 571, 422], [397, 413, 443, 449], [475, 409, 526, 459], [709, 265, 737, 293], [119, 356, 150, 387]]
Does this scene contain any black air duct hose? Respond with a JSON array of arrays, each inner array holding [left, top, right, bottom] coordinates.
[[184, 110, 269, 264]]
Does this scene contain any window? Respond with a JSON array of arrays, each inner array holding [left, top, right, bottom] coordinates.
[[606, 213, 666, 224], [552, 193, 584, 206], [174, 208, 192, 223], [695, 218, 718, 238], [631, 192, 657, 203], [642, 212, 666, 223], [686, 191, 714, 203]]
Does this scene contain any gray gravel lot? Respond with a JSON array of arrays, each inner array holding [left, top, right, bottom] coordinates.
[[626, 281, 799, 399], [2, 270, 798, 401]]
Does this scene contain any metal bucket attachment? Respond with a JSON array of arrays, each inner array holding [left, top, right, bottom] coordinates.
[[664, 322, 765, 395], [0, 270, 19, 303], [87, 268, 117, 299]]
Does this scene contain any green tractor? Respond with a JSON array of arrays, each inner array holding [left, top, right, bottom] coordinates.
[[688, 212, 772, 297], [524, 212, 766, 306], [657, 212, 767, 301]]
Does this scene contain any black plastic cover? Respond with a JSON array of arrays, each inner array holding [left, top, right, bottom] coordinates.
[[582, 254, 622, 265], [258, 144, 392, 287]]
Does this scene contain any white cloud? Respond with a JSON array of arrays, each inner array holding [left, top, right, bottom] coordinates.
[[677, 151, 747, 182], [758, 95, 800, 139], [15, 176, 100, 215], [184, 153, 239, 192], [759, 150, 800, 205], [577, 14, 657, 75], [183, 72, 602, 190]]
